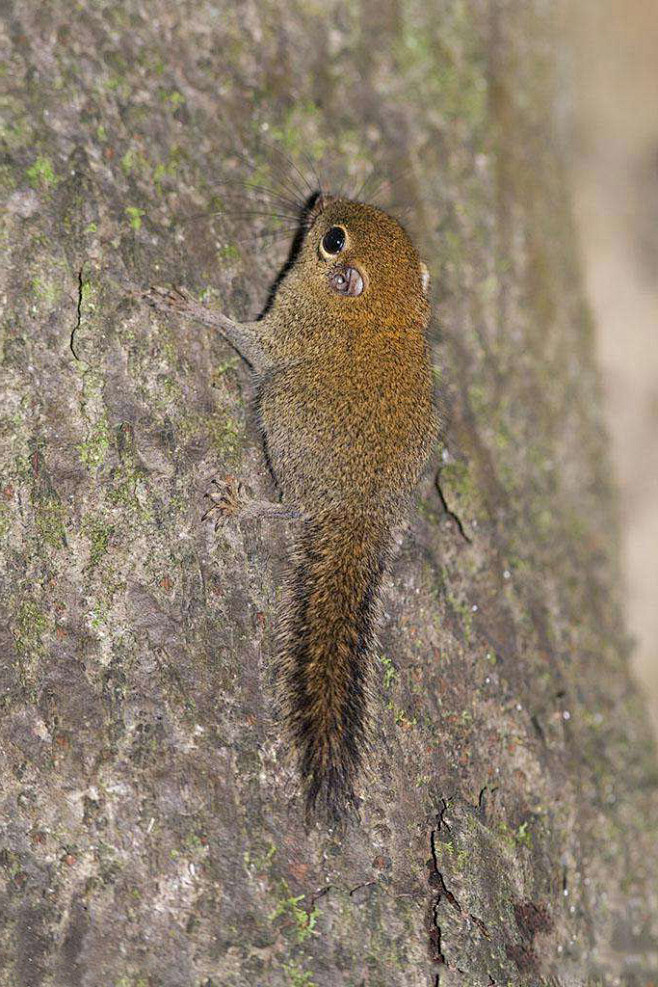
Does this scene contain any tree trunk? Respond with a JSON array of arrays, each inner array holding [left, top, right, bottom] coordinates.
[[1, 1, 657, 985]]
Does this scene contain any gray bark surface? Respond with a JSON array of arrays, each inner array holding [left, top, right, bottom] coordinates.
[[1, 1, 657, 985]]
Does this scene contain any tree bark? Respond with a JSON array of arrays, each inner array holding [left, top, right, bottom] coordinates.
[[1, 1, 657, 985]]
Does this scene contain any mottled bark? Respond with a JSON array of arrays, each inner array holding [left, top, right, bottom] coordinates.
[[1, 1, 657, 985]]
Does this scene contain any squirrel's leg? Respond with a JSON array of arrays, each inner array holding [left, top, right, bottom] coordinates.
[[202, 476, 303, 527], [144, 286, 268, 372]]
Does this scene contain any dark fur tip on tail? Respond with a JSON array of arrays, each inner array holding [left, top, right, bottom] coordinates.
[[304, 764, 359, 825], [279, 509, 390, 821]]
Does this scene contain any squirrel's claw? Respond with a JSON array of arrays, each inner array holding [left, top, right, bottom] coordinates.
[[144, 285, 192, 313], [202, 475, 244, 528]]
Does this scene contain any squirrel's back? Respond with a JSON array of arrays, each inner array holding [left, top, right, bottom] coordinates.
[[256, 195, 436, 817], [258, 322, 434, 509]]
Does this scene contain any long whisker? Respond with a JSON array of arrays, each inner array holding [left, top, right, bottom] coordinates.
[[335, 160, 349, 200], [259, 138, 317, 199], [290, 152, 319, 199], [299, 150, 324, 198], [215, 210, 301, 221], [258, 165, 306, 213], [242, 144, 311, 210], [354, 167, 382, 203], [369, 163, 416, 207], [224, 142, 308, 209], [181, 209, 301, 226], [357, 163, 398, 204], [233, 226, 300, 246], [204, 178, 303, 214]]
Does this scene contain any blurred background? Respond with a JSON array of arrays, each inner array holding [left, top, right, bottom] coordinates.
[[569, 0, 658, 737]]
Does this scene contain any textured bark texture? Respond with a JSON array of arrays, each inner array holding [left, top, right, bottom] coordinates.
[[1, 1, 657, 985]]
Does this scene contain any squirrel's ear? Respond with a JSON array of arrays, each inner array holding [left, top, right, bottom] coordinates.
[[420, 262, 431, 297]]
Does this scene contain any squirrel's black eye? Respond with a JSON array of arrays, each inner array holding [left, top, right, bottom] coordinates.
[[321, 226, 346, 255]]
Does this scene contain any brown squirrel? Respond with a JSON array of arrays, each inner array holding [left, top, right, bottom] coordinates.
[[147, 193, 437, 819]]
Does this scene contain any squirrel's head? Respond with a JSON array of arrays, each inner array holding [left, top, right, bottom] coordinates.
[[270, 194, 431, 333]]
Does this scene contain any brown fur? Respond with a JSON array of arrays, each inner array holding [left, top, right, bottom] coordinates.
[[255, 199, 436, 817], [149, 196, 437, 818]]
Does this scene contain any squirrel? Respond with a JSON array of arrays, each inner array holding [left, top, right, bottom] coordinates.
[[146, 192, 437, 819]]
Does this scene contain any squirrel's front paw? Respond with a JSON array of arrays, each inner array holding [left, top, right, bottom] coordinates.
[[144, 285, 192, 314], [202, 475, 244, 528]]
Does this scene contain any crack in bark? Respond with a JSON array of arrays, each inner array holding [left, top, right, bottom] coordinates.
[[70, 264, 86, 361], [429, 828, 462, 915], [436, 798, 452, 833], [348, 880, 377, 897], [477, 785, 499, 819], [434, 469, 472, 543], [428, 808, 464, 972]]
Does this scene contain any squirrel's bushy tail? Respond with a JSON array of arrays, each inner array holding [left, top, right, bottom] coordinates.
[[279, 508, 390, 819]]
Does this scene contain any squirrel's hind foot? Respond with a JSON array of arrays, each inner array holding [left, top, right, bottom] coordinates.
[[202, 476, 304, 528]]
